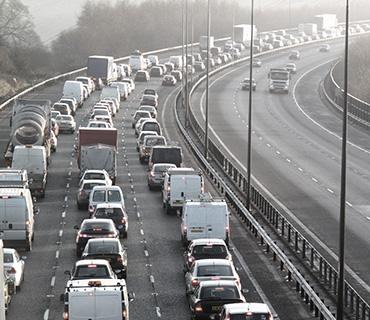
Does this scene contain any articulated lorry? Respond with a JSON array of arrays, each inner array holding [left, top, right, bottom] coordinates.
[[77, 128, 118, 184], [5, 99, 51, 167], [199, 36, 215, 51], [298, 23, 318, 36], [314, 14, 337, 30], [268, 68, 291, 93]]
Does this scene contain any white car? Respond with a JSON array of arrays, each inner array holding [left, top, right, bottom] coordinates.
[[110, 82, 129, 100], [135, 117, 149, 137], [56, 115, 76, 133], [138, 105, 157, 118], [79, 169, 112, 186], [87, 120, 112, 128], [136, 131, 158, 152], [50, 130, 58, 152], [132, 110, 152, 128], [3, 248, 25, 290], [93, 115, 113, 128], [121, 78, 135, 92], [101, 98, 119, 113]]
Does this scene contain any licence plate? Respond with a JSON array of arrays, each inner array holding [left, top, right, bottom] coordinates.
[[212, 306, 222, 312], [191, 228, 203, 233]]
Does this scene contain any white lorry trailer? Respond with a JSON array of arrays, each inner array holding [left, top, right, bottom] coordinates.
[[181, 197, 230, 246], [314, 14, 338, 30], [233, 24, 257, 47], [63, 279, 133, 320], [87, 55, 115, 86], [199, 36, 215, 51], [298, 23, 318, 36]]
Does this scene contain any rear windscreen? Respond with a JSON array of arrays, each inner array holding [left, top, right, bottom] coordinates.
[[151, 148, 182, 166], [230, 314, 270, 320], [88, 242, 119, 254], [95, 208, 124, 219], [197, 265, 232, 277], [200, 285, 238, 299], [74, 265, 110, 279], [142, 123, 159, 132], [192, 245, 228, 259]]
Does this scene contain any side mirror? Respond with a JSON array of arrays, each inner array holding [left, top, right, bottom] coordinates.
[[241, 288, 249, 295], [21, 256, 27, 260], [73, 225, 79, 230], [128, 292, 135, 302], [64, 270, 71, 276], [210, 315, 220, 320], [34, 207, 40, 215]]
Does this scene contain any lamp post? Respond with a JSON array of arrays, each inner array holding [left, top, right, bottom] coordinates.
[[181, 0, 185, 110], [204, 0, 211, 158], [246, 0, 254, 211], [185, 0, 189, 128], [337, 0, 350, 319]]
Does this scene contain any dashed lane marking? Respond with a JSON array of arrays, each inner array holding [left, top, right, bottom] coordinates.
[[327, 188, 334, 194], [55, 250, 59, 259], [43, 309, 49, 320], [156, 307, 162, 318], [150, 275, 155, 283], [50, 276, 55, 287], [346, 201, 353, 207], [298, 167, 303, 172], [311, 177, 318, 183], [144, 250, 149, 257]]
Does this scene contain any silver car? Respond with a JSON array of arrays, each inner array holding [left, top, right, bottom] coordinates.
[[56, 115, 76, 133], [147, 163, 176, 190]]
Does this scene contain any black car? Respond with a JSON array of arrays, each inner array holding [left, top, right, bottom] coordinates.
[[188, 280, 246, 320], [162, 75, 177, 86], [241, 78, 256, 91], [74, 218, 119, 257], [140, 94, 158, 108], [92, 203, 128, 238], [184, 239, 232, 271], [143, 88, 158, 99], [81, 238, 127, 279], [171, 70, 183, 82], [135, 70, 150, 82]]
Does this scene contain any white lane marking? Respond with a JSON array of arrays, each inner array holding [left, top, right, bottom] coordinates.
[[161, 87, 181, 139], [286, 158, 291, 163], [55, 250, 60, 259], [144, 250, 149, 257], [276, 150, 281, 155], [266, 143, 271, 148], [43, 309, 49, 320], [232, 242, 278, 317], [137, 212, 141, 219], [346, 201, 353, 207], [50, 276, 55, 287], [59, 230, 63, 237], [140, 229, 144, 235], [156, 307, 162, 318], [312, 177, 318, 183], [366, 217, 370, 221], [327, 188, 334, 194], [198, 68, 370, 293], [150, 275, 155, 283], [298, 167, 303, 172], [292, 59, 370, 155], [61, 211, 66, 218], [64, 196, 68, 202]]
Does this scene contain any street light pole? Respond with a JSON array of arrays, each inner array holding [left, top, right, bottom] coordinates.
[[181, 0, 185, 110], [204, 0, 211, 159], [246, 0, 254, 211], [337, 0, 350, 319], [190, 0, 194, 86], [185, 0, 189, 128]]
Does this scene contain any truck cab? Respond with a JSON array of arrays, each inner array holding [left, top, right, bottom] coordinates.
[[268, 68, 291, 93]]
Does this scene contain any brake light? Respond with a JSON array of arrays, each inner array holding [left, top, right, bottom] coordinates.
[[121, 217, 127, 224], [25, 220, 30, 226], [79, 233, 89, 238], [122, 309, 127, 319], [106, 233, 115, 238], [117, 256, 123, 262], [246, 311, 253, 316], [7, 267, 16, 274], [188, 256, 194, 263], [195, 303, 203, 312], [191, 279, 199, 287], [63, 312, 69, 320], [80, 190, 86, 197]]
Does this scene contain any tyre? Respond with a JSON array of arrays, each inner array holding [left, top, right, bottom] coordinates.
[[165, 203, 171, 215], [25, 240, 32, 252], [77, 202, 83, 210], [148, 185, 153, 191]]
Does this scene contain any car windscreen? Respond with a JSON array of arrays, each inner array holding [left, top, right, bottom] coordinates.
[[145, 137, 165, 147], [230, 314, 271, 320], [74, 265, 110, 278], [192, 245, 228, 259], [92, 190, 106, 202], [135, 112, 150, 121], [84, 173, 105, 180], [3, 253, 13, 263], [87, 242, 119, 254], [95, 208, 124, 219], [107, 190, 121, 202], [142, 122, 160, 132], [153, 165, 174, 173], [81, 222, 112, 233], [197, 265, 233, 277], [83, 182, 105, 191], [200, 285, 239, 299]]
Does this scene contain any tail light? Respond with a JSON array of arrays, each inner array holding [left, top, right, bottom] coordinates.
[[8, 267, 16, 274], [122, 309, 127, 319], [107, 233, 115, 238], [188, 256, 194, 263], [63, 312, 69, 320], [117, 256, 123, 262], [191, 279, 199, 287], [78, 232, 89, 238], [80, 190, 86, 197], [121, 217, 127, 224], [150, 171, 155, 177], [195, 303, 203, 312]]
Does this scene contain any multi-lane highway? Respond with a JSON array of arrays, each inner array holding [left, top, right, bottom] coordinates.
[[191, 37, 370, 298], [0, 52, 317, 320]]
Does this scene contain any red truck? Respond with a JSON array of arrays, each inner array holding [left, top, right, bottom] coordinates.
[[77, 128, 118, 183]]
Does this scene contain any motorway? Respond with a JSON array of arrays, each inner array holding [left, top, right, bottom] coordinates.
[[0, 52, 317, 319], [191, 37, 370, 298]]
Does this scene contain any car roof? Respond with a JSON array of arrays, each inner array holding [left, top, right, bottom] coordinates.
[[195, 259, 232, 266], [91, 185, 121, 191], [224, 302, 271, 314], [152, 163, 176, 169], [74, 259, 111, 267], [82, 179, 107, 185], [190, 238, 227, 246], [3, 248, 15, 254], [200, 280, 239, 287], [86, 238, 120, 245], [82, 218, 114, 225], [139, 131, 158, 137]]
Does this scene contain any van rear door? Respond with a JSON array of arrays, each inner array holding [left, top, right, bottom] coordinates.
[[69, 288, 122, 320], [0, 196, 27, 240], [186, 205, 207, 240], [206, 203, 227, 240]]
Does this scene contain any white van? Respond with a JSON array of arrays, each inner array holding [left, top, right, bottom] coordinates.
[[0, 169, 28, 188], [0, 188, 36, 251], [63, 278, 134, 320], [12, 145, 47, 198], [181, 197, 230, 245], [129, 50, 147, 71], [169, 56, 183, 69], [63, 81, 84, 107], [162, 168, 203, 214], [101, 86, 121, 104]]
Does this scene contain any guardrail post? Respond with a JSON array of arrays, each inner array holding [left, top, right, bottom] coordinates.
[[295, 232, 299, 252], [356, 296, 360, 319], [328, 267, 332, 288], [324, 263, 327, 284], [319, 257, 323, 278], [288, 225, 291, 243], [310, 247, 314, 269], [281, 217, 285, 237], [302, 239, 306, 259]]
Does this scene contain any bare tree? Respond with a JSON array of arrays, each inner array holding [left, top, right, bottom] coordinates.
[[0, 0, 39, 46]]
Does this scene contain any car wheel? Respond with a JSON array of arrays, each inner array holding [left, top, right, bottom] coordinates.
[[25, 240, 32, 252], [77, 202, 83, 210], [148, 185, 153, 191]]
